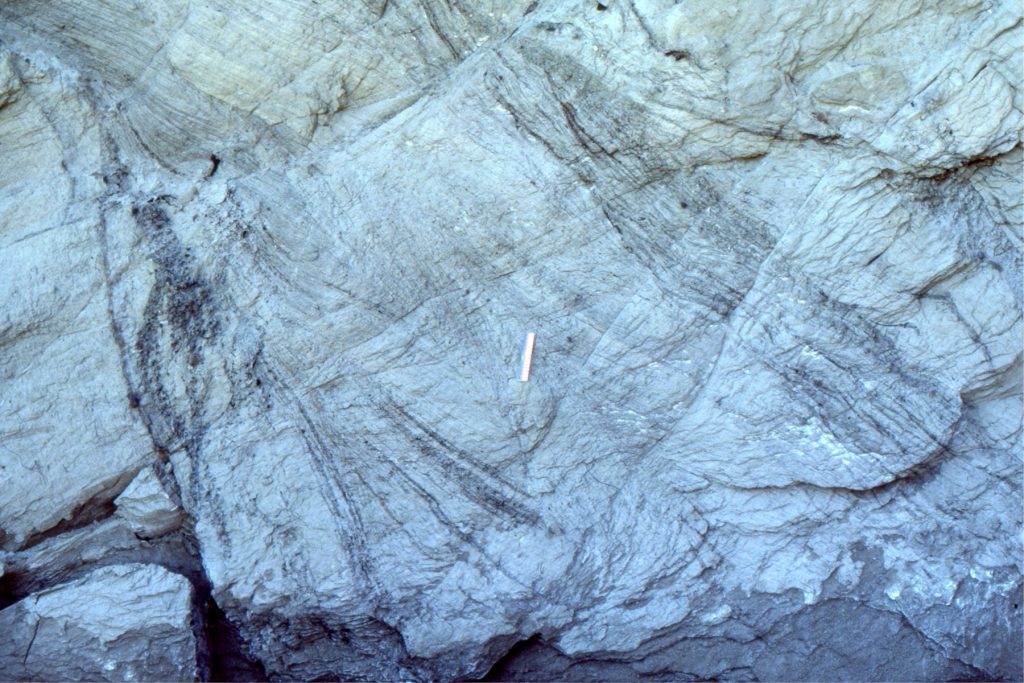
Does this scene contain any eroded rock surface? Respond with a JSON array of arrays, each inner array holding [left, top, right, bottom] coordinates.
[[115, 464, 185, 538], [0, 0, 1021, 680], [0, 563, 198, 681]]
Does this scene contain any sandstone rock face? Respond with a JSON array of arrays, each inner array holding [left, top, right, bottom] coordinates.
[[0, 0, 1020, 680], [0, 563, 198, 681]]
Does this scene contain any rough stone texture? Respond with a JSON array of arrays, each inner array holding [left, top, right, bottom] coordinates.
[[0, 563, 198, 681], [0, 0, 1021, 681], [115, 464, 185, 538]]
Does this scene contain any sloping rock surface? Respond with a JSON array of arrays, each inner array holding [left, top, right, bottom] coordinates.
[[0, 0, 1021, 680]]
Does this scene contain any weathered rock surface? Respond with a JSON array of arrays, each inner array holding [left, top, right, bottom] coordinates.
[[115, 464, 185, 538], [0, 563, 198, 681], [0, 0, 1021, 680]]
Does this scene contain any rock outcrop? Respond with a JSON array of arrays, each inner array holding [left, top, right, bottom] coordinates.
[[0, 564, 198, 681], [0, 0, 1020, 680]]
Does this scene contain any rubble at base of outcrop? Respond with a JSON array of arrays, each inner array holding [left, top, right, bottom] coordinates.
[[0, 0, 1021, 680], [0, 564, 198, 682]]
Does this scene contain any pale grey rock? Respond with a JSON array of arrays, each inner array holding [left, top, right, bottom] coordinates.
[[115, 464, 184, 538], [0, 44, 153, 551], [0, 477, 197, 613], [0, 563, 198, 681], [0, 0, 1020, 681]]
